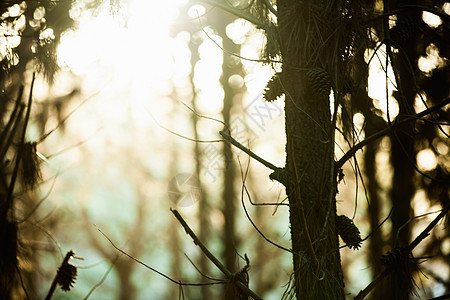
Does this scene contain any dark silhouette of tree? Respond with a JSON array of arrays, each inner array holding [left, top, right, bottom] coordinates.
[[200, 0, 449, 299], [0, 1, 74, 298], [1, 0, 448, 299]]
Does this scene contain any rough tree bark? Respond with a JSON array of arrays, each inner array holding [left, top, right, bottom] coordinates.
[[277, 1, 345, 298]]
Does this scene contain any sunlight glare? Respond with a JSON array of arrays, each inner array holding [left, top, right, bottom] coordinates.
[[417, 43, 446, 76], [417, 149, 438, 172], [368, 44, 399, 121], [422, 11, 442, 28]]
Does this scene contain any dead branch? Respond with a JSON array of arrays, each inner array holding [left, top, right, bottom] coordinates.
[[354, 202, 450, 300], [336, 97, 450, 169], [97, 226, 220, 287], [171, 209, 263, 300], [220, 130, 280, 172], [83, 255, 119, 300], [242, 182, 293, 254]]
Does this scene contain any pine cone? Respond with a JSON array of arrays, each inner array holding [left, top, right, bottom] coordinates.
[[336, 215, 362, 250], [56, 261, 77, 291], [263, 73, 284, 102], [307, 68, 332, 97]]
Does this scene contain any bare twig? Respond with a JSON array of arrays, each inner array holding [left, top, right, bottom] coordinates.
[[220, 130, 280, 171], [407, 202, 450, 253], [171, 209, 263, 300], [200, 0, 266, 29], [238, 160, 293, 253], [37, 89, 95, 143], [184, 253, 225, 282], [365, 5, 450, 25], [262, 0, 277, 16], [147, 107, 222, 143], [354, 202, 450, 300], [83, 255, 119, 300], [97, 227, 219, 287], [336, 97, 450, 169], [198, 18, 280, 64], [16, 264, 30, 300], [17, 171, 59, 223]]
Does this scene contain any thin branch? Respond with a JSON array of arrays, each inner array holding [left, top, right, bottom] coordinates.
[[97, 226, 218, 287], [17, 171, 58, 223], [354, 202, 450, 300], [176, 98, 225, 126], [184, 253, 225, 282], [83, 255, 119, 300], [199, 19, 278, 64], [336, 97, 450, 169], [16, 264, 31, 300], [354, 269, 390, 300], [199, 0, 266, 29], [171, 209, 263, 300], [37, 89, 96, 143], [407, 202, 450, 253], [219, 130, 280, 171], [147, 108, 222, 143], [262, 0, 277, 16], [365, 5, 450, 25], [237, 159, 293, 253]]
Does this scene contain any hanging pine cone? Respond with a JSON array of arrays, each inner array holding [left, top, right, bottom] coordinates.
[[56, 263, 77, 291], [307, 68, 332, 97], [336, 215, 362, 250], [56, 251, 77, 291], [263, 73, 284, 102]]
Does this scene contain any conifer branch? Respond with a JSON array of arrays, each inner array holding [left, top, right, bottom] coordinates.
[[336, 97, 450, 169], [355, 202, 450, 300], [200, 0, 266, 29]]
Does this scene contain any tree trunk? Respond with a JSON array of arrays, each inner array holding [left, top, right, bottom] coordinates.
[[188, 34, 212, 300], [219, 26, 238, 300], [277, 1, 344, 298]]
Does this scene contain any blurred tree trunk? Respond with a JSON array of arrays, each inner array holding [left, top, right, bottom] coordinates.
[[277, 1, 344, 298], [381, 3, 419, 299], [189, 36, 212, 299], [83, 179, 149, 300], [351, 37, 387, 299], [388, 6, 416, 252], [215, 13, 241, 299], [168, 218, 182, 299]]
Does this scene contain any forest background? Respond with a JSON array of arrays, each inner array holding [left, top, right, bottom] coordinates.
[[0, 0, 449, 299]]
